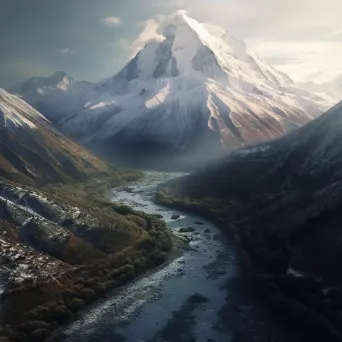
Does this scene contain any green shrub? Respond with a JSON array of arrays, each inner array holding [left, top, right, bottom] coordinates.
[[133, 257, 149, 272], [50, 305, 73, 323], [70, 298, 85, 311], [29, 328, 51, 342], [103, 281, 116, 291], [80, 288, 96, 302], [94, 284, 106, 296], [135, 237, 155, 251], [111, 204, 135, 216], [119, 264, 135, 274], [126, 215, 148, 228]]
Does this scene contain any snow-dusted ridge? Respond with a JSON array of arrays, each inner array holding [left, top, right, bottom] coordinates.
[[11, 12, 332, 167], [0, 88, 51, 131], [0, 89, 108, 184]]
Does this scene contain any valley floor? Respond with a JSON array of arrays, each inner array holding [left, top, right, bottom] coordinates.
[[51, 172, 312, 342]]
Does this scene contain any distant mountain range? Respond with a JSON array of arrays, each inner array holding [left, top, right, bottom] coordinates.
[[0, 88, 108, 184], [297, 78, 342, 105], [10, 12, 332, 169], [169, 97, 342, 204]]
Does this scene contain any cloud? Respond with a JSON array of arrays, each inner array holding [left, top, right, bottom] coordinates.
[[100, 16, 123, 28], [57, 48, 74, 55], [264, 42, 342, 83], [156, 0, 342, 38], [130, 18, 165, 57]]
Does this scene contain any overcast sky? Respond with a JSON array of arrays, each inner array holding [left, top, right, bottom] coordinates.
[[1, 0, 341, 88]]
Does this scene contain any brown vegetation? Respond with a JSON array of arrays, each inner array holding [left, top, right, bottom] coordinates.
[[0, 169, 172, 341], [0, 208, 172, 341]]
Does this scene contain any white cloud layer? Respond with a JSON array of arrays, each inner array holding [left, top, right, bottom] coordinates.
[[101, 16, 123, 27]]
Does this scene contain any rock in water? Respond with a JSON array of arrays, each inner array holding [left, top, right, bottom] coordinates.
[[189, 293, 209, 303], [179, 227, 196, 233]]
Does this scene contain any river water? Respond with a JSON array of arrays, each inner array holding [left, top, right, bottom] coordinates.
[[54, 172, 310, 342]]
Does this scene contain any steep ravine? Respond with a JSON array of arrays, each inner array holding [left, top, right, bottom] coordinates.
[[52, 172, 311, 342]]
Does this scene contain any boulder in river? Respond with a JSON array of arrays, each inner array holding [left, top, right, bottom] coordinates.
[[194, 221, 204, 225], [189, 293, 209, 303], [171, 214, 180, 220], [179, 227, 196, 233], [204, 229, 210, 233]]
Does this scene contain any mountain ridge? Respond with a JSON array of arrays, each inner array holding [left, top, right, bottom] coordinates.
[[0, 88, 109, 184], [156, 94, 342, 340], [10, 12, 331, 169]]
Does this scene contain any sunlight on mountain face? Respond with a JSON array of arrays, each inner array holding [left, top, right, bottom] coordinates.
[[9, 12, 331, 170]]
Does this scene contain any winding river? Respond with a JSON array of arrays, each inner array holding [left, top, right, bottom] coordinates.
[[53, 172, 310, 342]]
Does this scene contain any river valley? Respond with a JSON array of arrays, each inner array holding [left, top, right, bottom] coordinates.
[[51, 172, 311, 342]]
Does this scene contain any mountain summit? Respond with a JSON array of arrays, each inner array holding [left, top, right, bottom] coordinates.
[[105, 11, 293, 87], [12, 12, 330, 169], [10, 71, 92, 123]]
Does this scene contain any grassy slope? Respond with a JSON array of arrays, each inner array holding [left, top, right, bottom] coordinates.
[[0, 152, 177, 342]]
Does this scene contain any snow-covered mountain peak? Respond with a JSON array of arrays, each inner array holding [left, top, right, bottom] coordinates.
[[10, 71, 92, 97], [107, 12, 294, 90], [9, 13, 332, 169], [8, 72, 94, 124], [47, 71, 75, 91]]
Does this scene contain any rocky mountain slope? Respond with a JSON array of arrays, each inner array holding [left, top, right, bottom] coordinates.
[[11, 12, 330, 169], [169, 98, 342, 203], [0, 90, 173, 341], [0, 89, 109, 185], [0, 177, 172, 341], [157, 97, 342, 340], [157, 98, 342, 255]]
